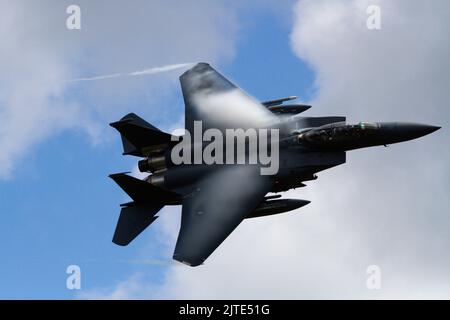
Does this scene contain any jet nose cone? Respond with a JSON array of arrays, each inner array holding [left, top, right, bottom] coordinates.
[[378, 122, 440, 145], [424, 125, 441, 134], [400, 123, 441, 139]]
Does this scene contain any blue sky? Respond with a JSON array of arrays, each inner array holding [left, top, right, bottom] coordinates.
[[0, 4, 315, 299], [1, 1, 449, 299]]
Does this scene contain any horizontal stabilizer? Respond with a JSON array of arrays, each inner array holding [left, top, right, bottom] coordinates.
[[113, 203, 162, 246], [109, 173, 177, 203], [110, 113, 173, 157]]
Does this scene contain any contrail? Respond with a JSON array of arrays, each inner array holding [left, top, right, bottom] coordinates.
[[70, 63, 194, 82]]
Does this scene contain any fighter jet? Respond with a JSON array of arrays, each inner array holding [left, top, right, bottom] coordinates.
[[109, 63, 440, 266]]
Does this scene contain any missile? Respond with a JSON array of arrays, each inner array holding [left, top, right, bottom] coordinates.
[[261, 96, 298, 107], [247, 199, 310, 219]]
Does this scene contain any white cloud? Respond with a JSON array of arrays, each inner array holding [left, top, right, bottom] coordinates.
[[82, 0, 450, 299], [0, 0, 239, 178]]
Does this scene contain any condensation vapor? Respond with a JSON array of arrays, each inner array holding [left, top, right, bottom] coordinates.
[[70, 63, 194, 82]]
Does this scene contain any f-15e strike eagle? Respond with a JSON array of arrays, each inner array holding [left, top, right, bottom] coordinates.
[[109, 62, 440, 266]]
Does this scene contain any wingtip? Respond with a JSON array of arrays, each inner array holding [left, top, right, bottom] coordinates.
[[172, 254, 204, 267], [108, 172, 131, 179], [181, 62, 211, 77]]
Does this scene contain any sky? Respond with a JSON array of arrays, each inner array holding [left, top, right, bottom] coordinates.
[[0, 0, 449, 299]]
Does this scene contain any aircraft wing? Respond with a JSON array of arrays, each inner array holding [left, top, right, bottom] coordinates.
[[173, 165, 273, 266], [180, 63, 276, 133]]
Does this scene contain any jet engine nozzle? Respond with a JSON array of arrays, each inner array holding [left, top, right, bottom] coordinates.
[[138, 155, 166, 172]]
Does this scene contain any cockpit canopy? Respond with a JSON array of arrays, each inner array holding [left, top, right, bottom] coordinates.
[[298, 122, 379, 145]]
